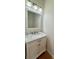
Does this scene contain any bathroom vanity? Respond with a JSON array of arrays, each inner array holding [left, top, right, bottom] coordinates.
[[25, 32, 47, 59], [25, 1, 47, 59]]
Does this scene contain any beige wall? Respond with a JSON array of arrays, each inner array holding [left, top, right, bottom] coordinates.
[[43, 0, 54, 56]]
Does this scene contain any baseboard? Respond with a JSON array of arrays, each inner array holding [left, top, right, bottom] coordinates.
[[47, 50, 54, 59]]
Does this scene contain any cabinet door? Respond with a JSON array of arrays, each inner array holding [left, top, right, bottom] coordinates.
[[40, 37, 46, 52], [36, 37, 47, 56], [29, 41, 38, 59]]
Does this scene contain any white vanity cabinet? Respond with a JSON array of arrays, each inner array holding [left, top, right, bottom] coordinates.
[[26, 37, 47, 59]]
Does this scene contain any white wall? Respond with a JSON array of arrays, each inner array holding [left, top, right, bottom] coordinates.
[[43, 0, 54, 56]]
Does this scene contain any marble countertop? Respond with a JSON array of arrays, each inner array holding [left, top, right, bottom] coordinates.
[[25, 32, 47, 43]]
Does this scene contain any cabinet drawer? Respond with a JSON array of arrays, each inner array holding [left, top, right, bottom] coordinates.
[[37, 39, 41, 42]]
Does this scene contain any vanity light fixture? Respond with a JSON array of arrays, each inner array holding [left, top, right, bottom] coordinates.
[[26, 1, 32, 7], [26, 1, 43, 12]]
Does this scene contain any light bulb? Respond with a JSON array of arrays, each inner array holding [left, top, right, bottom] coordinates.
[[26, 1, 32, 7], [38, 8, 42, 12], [33, 5, 38, 10]]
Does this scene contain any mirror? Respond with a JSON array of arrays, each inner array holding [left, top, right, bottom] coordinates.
[[28, 11, 41, 28], [26, 10, 42, 33]]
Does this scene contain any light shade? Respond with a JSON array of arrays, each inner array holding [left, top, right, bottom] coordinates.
[[33, 5, 38, 10], [38, 8, 42, 12], [26, 1, 32, 7]]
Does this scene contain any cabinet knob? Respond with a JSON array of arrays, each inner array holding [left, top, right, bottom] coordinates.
[[38, 44, 40, 46]]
